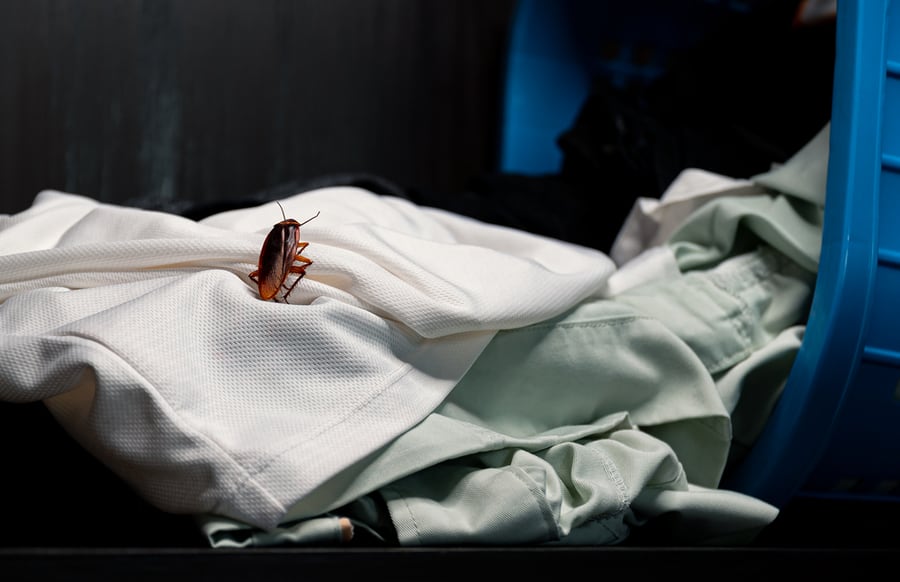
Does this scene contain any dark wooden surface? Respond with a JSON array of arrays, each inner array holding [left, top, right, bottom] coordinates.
[[0, 0, 516, 216], [2, 546, 899, 582]]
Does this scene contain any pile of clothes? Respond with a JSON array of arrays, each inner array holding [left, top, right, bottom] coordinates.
[[0, 123, 828, 547]]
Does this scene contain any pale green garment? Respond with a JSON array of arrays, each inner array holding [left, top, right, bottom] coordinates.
[[668, 122, 828, 273], [201, 125, 829, 548], [203, 247, 811, 547]]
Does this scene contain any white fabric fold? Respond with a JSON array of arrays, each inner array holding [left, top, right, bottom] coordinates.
[[0, 187, 614, 529]]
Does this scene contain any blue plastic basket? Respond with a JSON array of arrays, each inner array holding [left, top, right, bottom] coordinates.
[[501, 0, 900, 508], [727, 0, 900, 507]]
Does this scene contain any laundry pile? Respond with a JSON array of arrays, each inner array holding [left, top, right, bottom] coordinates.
[[0, 120, 828, 546]]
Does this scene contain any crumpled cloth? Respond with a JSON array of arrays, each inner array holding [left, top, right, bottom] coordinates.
[[0, 187, 614, 529], [194, 126, 824, 547], [199, 149, 822, 546]]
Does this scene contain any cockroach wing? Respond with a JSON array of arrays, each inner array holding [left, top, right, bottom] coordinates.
[[255, 222, 300, 300], [278, 221, 302, 277]]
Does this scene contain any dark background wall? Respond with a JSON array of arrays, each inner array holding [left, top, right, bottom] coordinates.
[[0, 0, 517, 216]]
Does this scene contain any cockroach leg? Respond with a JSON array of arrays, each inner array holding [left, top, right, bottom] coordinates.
[[280, 264, 311, 303]]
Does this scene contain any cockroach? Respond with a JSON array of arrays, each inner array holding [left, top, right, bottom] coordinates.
[[249, 201, 320, 302]]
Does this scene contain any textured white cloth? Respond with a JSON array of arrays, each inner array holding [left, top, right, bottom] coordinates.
[[0, 187, 614, 529]]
